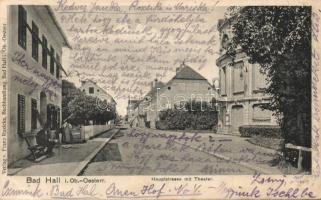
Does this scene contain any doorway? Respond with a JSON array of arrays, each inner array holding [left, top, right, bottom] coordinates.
[[40, 92, 47, 126], [231, 105, 243, 134]]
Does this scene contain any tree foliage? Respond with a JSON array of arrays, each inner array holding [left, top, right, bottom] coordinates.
[[157, 100, 218, 130], [227, 6, 311, 147], [62, 80, 82, 121], [62, 80, 116, 125]]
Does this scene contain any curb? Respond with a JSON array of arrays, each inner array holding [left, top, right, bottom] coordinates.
[[71, 128, 120, 176]]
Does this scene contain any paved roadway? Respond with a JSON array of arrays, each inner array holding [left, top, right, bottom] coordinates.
[[82, 128, 281, 175]]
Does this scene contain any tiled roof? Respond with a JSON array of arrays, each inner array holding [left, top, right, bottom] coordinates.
[[174, 65, 207, 80]]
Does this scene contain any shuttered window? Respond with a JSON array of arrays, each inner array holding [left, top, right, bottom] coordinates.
[[47, 104, 53, 129], [56, 54, 60, 79], [50, 46, 55, 75], [18, 5, 27, 49], [17, 94, 26, 135], [57, 108, 60, 129], [42, 35, 47, 68], [52, 107, 57, 129], [31, 98, 37, 129], [31, 21, 39, 61]]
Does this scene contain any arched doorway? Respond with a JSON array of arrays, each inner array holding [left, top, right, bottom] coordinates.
[[231, 105, 243, 134], [40, 92, 47, 126]]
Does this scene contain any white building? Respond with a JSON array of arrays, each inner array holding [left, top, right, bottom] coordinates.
[[134, 64, 218, 129], [7, 5, 70, 164], [216, 17, 278, 135], [79, 80, 116, 106]]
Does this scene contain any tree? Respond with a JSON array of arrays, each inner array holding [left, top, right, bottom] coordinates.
[[62, 80, 83, 121], [226, 7, 311, 147], [68, 94, 116, 125], [62, 80, 116, 125]]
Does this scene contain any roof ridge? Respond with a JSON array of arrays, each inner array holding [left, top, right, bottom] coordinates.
[[174, 64, 207, 80]]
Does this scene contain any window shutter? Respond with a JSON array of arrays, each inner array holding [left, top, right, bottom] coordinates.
[[50, 47, 55, 75], [42, 35, 48, 68], [57, 108, 60, 129], [32, 21, 39, 61], [18, 6, 27, 49], [31, 98, 37, 129], [56, 54, 60, 79], [47, 104, 52, 129], [17, 94, 25, 135]]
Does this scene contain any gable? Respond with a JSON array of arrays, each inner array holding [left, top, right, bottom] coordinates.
[[174, 66, 207, 80]]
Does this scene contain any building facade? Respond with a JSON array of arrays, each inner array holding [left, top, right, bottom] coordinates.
[[216, 18, 278, 135], [79, 80, 117, 124], [79, 80, 116, 106], [135, 64, 218, 129], [126, 99, 139, 124], [7, 5, 70, 164]]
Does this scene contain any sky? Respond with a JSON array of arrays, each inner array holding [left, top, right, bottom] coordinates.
[[56, 3, 227, 116]]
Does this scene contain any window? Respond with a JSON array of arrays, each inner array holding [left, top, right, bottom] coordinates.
[[31, 21, 39, 61], [47, 104, 54, 130], [50, 46, 55, 75], [31, 98, 37, 129], [42, 35, 47, 68], [253, 104, 272, 121], [89, 87, 94, 94], [56, 54, 60, 79], [52, 107, 57, 129], [17, 94, 25, 135], [57, 108, 60, 129], [252, 64, 267, 91], [222, 34, 229, 49], [233, 62, 245, 94], [220, 67, 227, 95], [18, 5, 27, 49]]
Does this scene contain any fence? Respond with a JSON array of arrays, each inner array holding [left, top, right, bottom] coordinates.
[[81, 124, 114, 140]]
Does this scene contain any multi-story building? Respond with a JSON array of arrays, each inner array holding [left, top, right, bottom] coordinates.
[[7, 5, 70, 164], [135, 64, 218, 129], [216, 17, 278, 135]]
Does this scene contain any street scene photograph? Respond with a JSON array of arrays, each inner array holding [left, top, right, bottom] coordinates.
[[5, 3, 312, 176]]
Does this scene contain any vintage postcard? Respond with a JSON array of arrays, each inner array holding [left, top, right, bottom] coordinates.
[[0, 0, 321, 199]]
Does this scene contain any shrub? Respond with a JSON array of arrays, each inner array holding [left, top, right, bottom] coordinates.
[[239, 125, 282, 138], [156, 109, 218, 131], [156, 121, 168, 130]]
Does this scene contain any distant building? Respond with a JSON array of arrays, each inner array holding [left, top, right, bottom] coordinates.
[[134, 63, 218, 129], [8, 5, 70, 164], [80, 80, 116, 107], [126, 99, 139, 124], [216, 17, 278, 135]]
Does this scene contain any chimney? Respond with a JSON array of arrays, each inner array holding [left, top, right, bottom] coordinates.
[[151, 78, 158, 89], [176, 61, 185, 74], [81, 80, 85, 86]]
